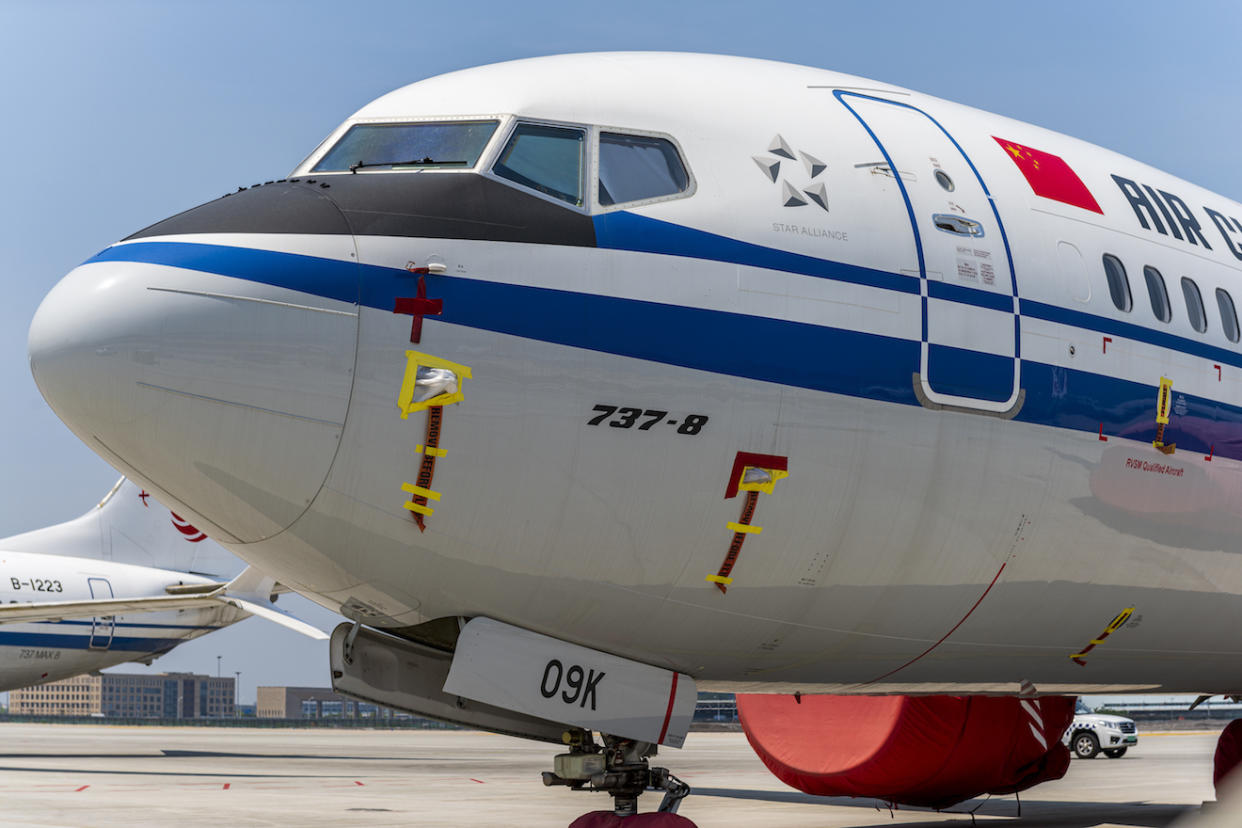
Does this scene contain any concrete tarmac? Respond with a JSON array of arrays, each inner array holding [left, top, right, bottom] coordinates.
[[0, 723, 1220, 827]]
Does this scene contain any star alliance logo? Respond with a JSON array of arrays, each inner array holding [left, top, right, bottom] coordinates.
[[753, 134, 828, 211]]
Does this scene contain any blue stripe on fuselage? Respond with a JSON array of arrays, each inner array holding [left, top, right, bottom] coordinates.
[[1020, 298, 1242, 368], [429, 276, 922, 406], [90, 241, 360, 304], [45, 619, 222, 631], [928, 280, 1015, 313], [927, 345, 1016, 403], [593, 210, 918, 295], [82, 227, 1242, 460], [0, 630, 182, 652]]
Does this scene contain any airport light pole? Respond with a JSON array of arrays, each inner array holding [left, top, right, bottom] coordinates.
[[235, 671, 241, 718], [217, 654, 221, 678]]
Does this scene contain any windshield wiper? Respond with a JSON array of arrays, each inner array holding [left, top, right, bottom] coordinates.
[[349, 157, 468, 173]]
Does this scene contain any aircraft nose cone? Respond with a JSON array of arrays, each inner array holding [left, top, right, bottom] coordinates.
[[29, 242, 359, 543], [29, 260, 153, 438]]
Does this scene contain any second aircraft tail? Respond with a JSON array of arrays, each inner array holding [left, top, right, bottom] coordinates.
[[0, 477, 240, 578]]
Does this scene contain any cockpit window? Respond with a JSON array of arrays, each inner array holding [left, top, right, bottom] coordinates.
[[598, 133, 689, 206], [492, 123, 585, 206], [312, 121, 499, 172]]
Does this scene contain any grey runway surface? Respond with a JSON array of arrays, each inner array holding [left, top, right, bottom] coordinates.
[[0, 723, 1219, 827]]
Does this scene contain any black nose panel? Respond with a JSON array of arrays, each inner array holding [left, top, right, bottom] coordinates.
[[315, 173, 597, 247], [126, 175, 597, 248], [125, 181, 352, 239]]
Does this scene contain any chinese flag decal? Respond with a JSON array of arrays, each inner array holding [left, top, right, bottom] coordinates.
[[993, 137, 1103, 214]]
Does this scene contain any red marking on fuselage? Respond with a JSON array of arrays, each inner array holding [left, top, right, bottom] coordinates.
[[222, 783, 231, 790], [1103, 336, 1112, 353], [1098, 423, 1108, 442], [410, 406, 443, 532], [138, 490, 150, 506], [863, 561, 1008, 685], [714, 491, 759, 593], [724, 451, 788, 500], [393, 274, 443, 344], [658, 671, 680, 745], [74, 785, 89, 792]]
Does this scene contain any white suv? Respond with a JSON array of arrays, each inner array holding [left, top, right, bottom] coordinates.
[[1063, 699, 1138, 759]]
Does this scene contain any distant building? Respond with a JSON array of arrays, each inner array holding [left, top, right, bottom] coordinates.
[[256, 686, 391, 719], [9, 673, 100, 717], [10, 672, 234, 718], [694, 692, 738, 723]]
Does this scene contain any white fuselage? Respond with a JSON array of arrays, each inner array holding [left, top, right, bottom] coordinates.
[[27, 54, 1242, 696], [0, 550, 240, 689]]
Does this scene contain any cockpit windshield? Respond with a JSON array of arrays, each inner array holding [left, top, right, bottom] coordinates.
[[312, 120, 499, 172]]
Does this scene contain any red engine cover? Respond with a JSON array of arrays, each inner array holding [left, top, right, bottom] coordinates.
[[1214, 719, 1242, 793], [737, 694, 1075, 809]]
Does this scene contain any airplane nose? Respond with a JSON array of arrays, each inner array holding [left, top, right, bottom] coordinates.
[[29, 239, 359, 543]]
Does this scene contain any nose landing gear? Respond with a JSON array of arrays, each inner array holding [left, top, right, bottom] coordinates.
[[543, 729, 697, 827]]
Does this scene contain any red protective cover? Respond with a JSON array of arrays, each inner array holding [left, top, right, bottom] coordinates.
[[737, 694, 1074, 809], [568, 812, 697, 827], [624, 814, 697, 826], [1214, 719, 1242, 792], [568, 811, 626, 828]]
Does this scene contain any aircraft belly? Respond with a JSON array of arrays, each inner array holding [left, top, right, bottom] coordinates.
[[0, 649, 125, 691]]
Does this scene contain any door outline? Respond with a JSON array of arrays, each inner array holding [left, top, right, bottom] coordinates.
[[835, 90, 1023, 414], [87, 577, 114, 650]]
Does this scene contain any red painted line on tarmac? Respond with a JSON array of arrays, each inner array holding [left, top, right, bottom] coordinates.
[[470, 778, 485, 784], [74, 785, 89, 792], [864, 562, 1008, 685], [354, 780, 365, 786]]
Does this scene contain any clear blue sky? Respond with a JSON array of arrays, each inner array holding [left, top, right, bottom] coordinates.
[[1, 0, 1238, 704]]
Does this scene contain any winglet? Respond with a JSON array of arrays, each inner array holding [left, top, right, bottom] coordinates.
[[218, 595, 329, 640], [221, 566, 327, 640], [225, 566, 278, 601]]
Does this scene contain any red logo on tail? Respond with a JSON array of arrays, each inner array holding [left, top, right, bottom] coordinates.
[[170, 512, 207, 543]]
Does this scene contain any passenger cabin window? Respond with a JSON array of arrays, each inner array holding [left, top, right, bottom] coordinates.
[[598, 133, 689, 206], [1182, 277, 1208, 333], [1102, 254, 1132, 312], [493, 123, 585, 206], [1218, 288, 1240, 343], [312, 121, 499, 172], [1143, 266, 1172, 323]]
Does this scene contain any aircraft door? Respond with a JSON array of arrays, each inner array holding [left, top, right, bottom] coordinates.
[[838, 92, 1021, 413], [87, 577, 114, 650]]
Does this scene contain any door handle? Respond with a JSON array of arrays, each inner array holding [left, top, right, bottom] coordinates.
[[932, 214, 985, 238]]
